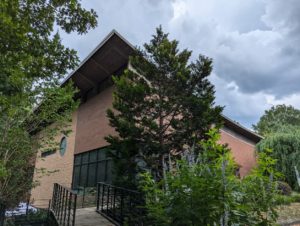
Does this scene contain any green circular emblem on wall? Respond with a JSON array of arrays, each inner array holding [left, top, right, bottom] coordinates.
[[60, 137, 67, 157]]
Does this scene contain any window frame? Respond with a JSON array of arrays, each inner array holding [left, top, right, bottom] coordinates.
[[72, 146, 113, 189]]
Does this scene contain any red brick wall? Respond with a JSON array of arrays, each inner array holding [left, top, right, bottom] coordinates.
[[218, 129, 258, 177], [74, 85, 118, 154]]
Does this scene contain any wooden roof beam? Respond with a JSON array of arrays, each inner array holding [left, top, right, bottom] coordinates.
[[76, 71, 99, 94], [89, 58, 111, 75], [107, 40, 128, 59]]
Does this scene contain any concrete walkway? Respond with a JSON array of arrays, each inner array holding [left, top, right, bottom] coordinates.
[[75, 208, 114, 226]]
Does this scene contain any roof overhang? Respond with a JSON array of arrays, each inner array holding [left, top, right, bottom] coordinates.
[[56, 30, 264, 143], [61, 29, 136, 100], [221, 114, 264, 143]]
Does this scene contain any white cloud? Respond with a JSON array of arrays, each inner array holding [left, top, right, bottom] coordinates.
[[57, 0, 300, 129]]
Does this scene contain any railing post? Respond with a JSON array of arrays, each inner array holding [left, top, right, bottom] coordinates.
[[57, 185, 62, 220], [51, 184, 56, 211], [139, 192, 142, 226], [63, 190, 68, 224], [0, 203, 5, 226], [120, 189, 124, 224], [82, 183, 86, 208], [26, 199, 29, 215], [113, 187, 116, 221], [47, 199, 51, 224], [96, 183, 100, 210], [101, 183, 105, 212], [68, 192, 72, 224], [106, 185, 110, 213], [60, 188, 66, 225], [73, 194, 77, 226]]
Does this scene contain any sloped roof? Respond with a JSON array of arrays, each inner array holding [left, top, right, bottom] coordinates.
[[61, 29, 263, 143]]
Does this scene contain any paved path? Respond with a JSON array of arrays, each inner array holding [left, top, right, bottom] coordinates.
[[75, 208, 114, 226]]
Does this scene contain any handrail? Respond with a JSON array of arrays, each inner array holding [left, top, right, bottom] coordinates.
[[97, 182, 141, 194], [96, 182, 144, 226], [51, 183, 77, 226], [57, 183, 78, 194]]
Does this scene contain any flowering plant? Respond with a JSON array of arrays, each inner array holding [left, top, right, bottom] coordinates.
[[140, 129, 280, 225]]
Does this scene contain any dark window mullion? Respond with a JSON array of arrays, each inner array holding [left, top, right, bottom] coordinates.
[[95, 149, 99, 187], [78, 153, 82, 189], [104, 160, 108, 182]]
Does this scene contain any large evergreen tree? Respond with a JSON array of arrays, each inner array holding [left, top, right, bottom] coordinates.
[[105, 27, 224, 188], [252, 104, 300, 136]]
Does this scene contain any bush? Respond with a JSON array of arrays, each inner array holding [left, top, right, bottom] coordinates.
[[276, 181, 293, 196], [140, 129, 282, 226], [273, 192, 300, 205]]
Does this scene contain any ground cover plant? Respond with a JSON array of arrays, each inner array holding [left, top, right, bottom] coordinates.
[[140, 129, 282, 226]]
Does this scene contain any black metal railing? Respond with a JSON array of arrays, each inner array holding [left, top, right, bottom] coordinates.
[[51, 183, 77, 226], [96, 182, 143, 226], [0, 203, 5, 226], [71, 183, 97, 209]]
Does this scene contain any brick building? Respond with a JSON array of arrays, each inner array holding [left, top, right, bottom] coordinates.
[[30, 30, 263, 201]]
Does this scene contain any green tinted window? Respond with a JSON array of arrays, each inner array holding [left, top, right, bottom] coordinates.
[[73, 166, 80, 188], [107, 160, 114, 183], [89, 150, 97, 162], [75, 155, 81, 165], [98, 149, 106, 160], [88, 163, 96, 187], [82, 153, 89, 164], [80, 164, 88, 186], [72, 147, 114, 188], [97, 161, 106, 182]]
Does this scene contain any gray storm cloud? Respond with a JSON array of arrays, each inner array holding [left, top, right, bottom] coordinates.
[[58, 0, 300, 129]]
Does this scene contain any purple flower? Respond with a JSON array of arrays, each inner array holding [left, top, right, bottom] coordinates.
[[220, 217, 224, 226], [225, 211, 229, 224]]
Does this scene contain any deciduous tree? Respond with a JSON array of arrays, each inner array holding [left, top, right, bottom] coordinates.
[[252, 104, 300, 136], [0, 0, 98, 205]]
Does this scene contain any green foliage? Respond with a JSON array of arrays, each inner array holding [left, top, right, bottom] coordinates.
[[140, 129, 280, 226], [5, 208, 49, 226], [275, 181, 293, 196], [252, 104, 300, 136], [0, 82, 80, 207], [105, 26, 224, 189], [0, 0, 97, 207], [256, 125, 300, 191], [0, 0, 98, 97], [272, 192, 300, 205]]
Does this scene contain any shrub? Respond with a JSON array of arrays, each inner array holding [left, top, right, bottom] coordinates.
[[273, 192, 300, 205], [276, 181, 293, 196], [140, 129, 282, 226]]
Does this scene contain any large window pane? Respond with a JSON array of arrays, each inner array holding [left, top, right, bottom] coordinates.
[[82, 153, 89, 164], [97, 161, 106, 182], [88, 163, 96, 187], [73, 166, 80, 188], [98, 149, 106, 160], [89, 150, 97, 162], [107, 160, 114, 183], [80, 164, 88, 186], [75, 155, 81, 165]]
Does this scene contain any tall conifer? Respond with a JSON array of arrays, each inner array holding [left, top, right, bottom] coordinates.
[[105, 26, 224, 188]]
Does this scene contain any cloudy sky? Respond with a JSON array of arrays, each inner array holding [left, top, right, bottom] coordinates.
[[58, 0, 300, 130]]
